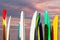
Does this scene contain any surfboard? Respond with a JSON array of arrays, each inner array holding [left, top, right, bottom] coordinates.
[[52, 15, 58, 40], [38, 26, 40, 40], [6, 16, 11, 40], [34, 13, 40, 40], [18, 23, 20, 40], [2, 9, 7, 40], [44, 11, 51, 40], [20, 11, 25, 40], [34, 13, 43, 40], [30, 11, 37, 40], [39, 22, 43, 40]]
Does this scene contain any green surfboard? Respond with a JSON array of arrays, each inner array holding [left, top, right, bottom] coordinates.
[[34, 13, 40, 40], [34, 13, 43, 40], [44, 10, 51, 40]]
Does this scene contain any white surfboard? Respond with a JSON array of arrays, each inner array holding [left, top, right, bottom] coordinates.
[[6, 16, 11, 40], [20, 11, 25, 40], [30, 11, 37, 40]]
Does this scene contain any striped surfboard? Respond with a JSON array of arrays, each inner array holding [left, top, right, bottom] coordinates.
[[2, 9, 7, 40], [30, 11, 37, 40], [52, 15, 58, 40], [44, 11, 51, 40]]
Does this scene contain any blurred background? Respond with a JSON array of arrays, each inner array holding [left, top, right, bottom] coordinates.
[[0, 0, 60, 40]]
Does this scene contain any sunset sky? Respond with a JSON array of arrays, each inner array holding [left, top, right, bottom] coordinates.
[[0, 0, 60, 40]]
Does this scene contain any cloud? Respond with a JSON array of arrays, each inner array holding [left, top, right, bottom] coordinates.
[[2, 3, 34, 12], [1, 0, 60, 28]]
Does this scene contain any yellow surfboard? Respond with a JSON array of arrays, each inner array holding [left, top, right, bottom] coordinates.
[[52, 15, 58, 40]]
